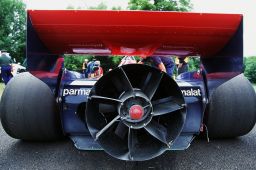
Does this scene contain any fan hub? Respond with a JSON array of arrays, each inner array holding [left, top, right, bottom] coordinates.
[[129, 105, 144, 120], [118, 90, 153, 129]]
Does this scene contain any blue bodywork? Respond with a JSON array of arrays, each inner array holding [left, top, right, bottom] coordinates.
[[57, 70, 205, 150]]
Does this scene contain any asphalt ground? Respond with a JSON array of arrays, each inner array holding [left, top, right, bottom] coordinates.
[[0, 121, 256, 170]]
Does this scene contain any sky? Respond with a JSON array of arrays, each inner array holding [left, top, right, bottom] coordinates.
[[22, 0, 256, 56]]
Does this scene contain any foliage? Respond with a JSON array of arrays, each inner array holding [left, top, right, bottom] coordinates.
[[112, 6, 122, 10], [128, 0, 192, 11], [244, 56, 256, 83], [0, 83, 5, 96], [0, 0, 26, 62], [64, 55, 93, 72], [88, 2, 107, 10], [188, 57, 200, 71]]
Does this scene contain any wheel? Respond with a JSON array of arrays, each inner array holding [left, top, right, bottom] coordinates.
[[0, 72, 63, 141], [206, 74, 256, 138]]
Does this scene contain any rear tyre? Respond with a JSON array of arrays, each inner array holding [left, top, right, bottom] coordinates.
[[206, 74, 256, 138], [0, 72, 63, 141]]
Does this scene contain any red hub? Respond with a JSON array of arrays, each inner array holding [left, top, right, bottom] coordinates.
[[129, 105, 144, 120]]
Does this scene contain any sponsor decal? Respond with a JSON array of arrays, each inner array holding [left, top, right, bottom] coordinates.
[[62, 87, 202, 97], [63, 88, 91, 96], [181, 87, 202, 97]]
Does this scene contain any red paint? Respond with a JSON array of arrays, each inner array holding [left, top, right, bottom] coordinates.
[[207, 72, 240, 79], [28, 10, 242, 57], [129, 105, 144, 120], [30, 57, 63, 79]]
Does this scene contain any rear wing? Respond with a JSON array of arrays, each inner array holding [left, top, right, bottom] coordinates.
[[26, 10, 243, 75]]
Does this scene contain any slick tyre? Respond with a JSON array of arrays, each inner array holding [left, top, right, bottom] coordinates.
[[206, 74, 256, 138], [0, 72, 63, 141]]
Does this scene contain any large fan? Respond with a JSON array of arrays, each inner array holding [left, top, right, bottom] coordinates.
[[86, 64, 186, 161]]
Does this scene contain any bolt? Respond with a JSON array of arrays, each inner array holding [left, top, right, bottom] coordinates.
[[203, 97, 208, 104], [181, 104, 187, 107], [56, 97, 62, 103], [167, 143, 171, 148], [63, 105, 68, 110]]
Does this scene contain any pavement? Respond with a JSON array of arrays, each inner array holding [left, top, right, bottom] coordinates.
[[0, 121, 256, 170]]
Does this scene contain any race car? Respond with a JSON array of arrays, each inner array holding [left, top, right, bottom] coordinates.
[[0, 10, 256, 161]]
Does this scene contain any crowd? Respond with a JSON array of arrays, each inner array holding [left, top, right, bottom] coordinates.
[[1, 52, 189, 85], [82, 56, 189, 79]]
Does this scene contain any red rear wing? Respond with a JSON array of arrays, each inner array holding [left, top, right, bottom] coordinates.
[[27, 10, 242, 57]]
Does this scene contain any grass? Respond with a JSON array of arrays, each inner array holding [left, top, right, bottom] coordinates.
[[0, 83, 5, 97], [253, 84, 256, 91]]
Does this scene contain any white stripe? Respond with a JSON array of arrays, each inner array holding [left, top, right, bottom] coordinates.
[[70, 80, 97, 86], [177, 81, 193, 87]]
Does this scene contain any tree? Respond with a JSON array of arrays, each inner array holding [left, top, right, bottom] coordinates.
[[112, 6, 122, 10], [244, 56, 256, 84], [188, 57, 200, 71], [128, 0, 192, 11], [88, 2, 107, 10], [64, 55, 93, 72], [0, 0, 26, 62]]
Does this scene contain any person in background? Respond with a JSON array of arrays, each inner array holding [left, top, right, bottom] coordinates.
[[86, 58, 96, 78], [91, 60, 103, 79], [82, 58, 89, 78], [138, 57, 154, 67], [118, 56, 137, 66], [0, 51, 13, 85], [177, 57, 189, 75], [151, 56, 175, 77]]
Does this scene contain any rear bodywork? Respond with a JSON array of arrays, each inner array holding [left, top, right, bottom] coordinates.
[[26, 10, 243, 157]]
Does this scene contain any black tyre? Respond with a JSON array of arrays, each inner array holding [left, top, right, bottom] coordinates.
[[0, 72, 63, 141], [206, 74, 256, 138]]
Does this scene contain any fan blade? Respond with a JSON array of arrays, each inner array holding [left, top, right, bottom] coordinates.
[[141, 72, 163, 100], [90, 95, 122, 105], [115, 122, 128, 139], [120, 67, 133, 91], [152, 97, 184, 116], [144, 120, 169, 145], [111, 67, 133, 93], [128, 128, 138, 160], [95, 115, 120, 140], [99, 104, 116, 113]]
